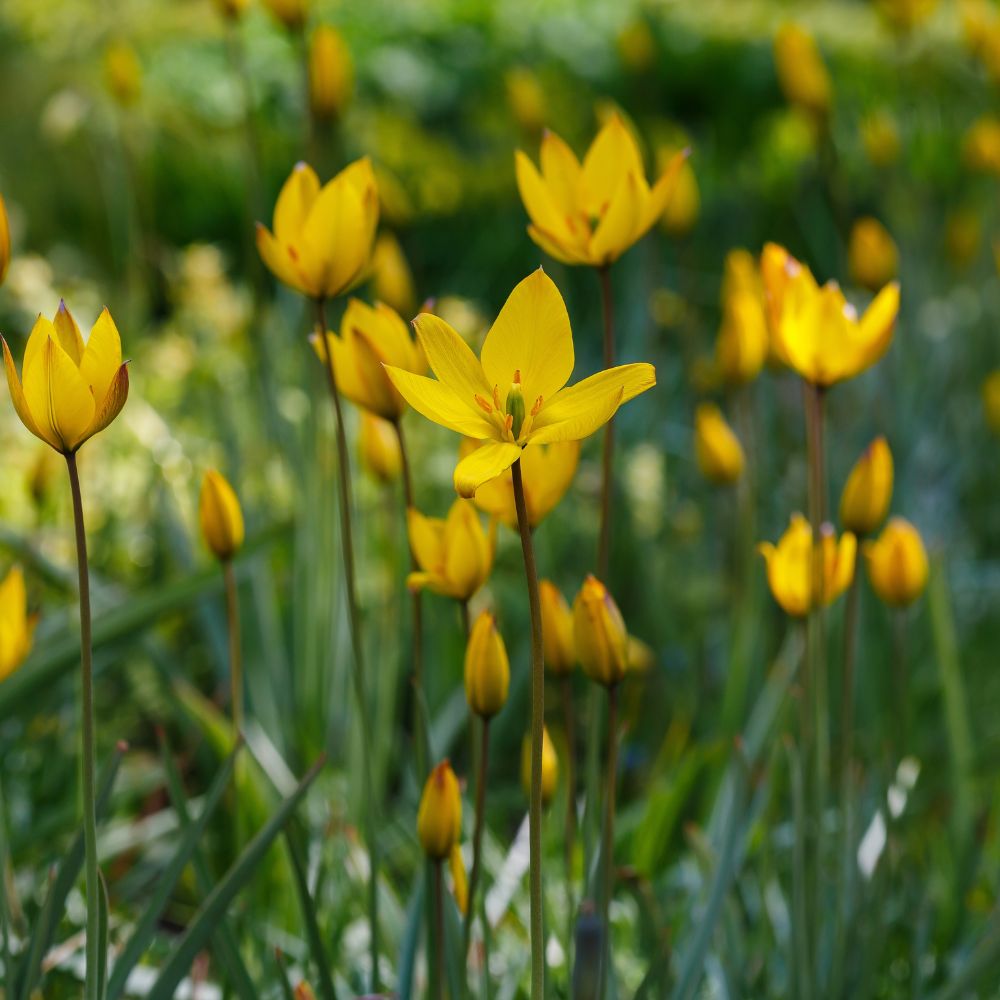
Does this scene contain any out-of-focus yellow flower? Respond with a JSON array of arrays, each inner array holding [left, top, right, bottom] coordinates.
[[0, 193, 9, 287], [773, 23, 832, 117], [200, 469, 244, 562], [982, 370, 1000, 434], [573, 575, 628, 688], [103, 40, 141, 108], [257, 159, 378, 301], [464, 611, 510, 719], [505, 68, 547, 134], [449, 844, 468, 915], [261, 0, 306, 30], [848, 217, 898, 293], [385, 270, 655, 497], [521, 727, 558, 805], [515, 117, 688, 267], [716, 249, 768, 385], [309, 26, 353, 122], [212, 0, 250, 19], [293, 984, 316, 1000], [371, 233, 417, 318], [658, 148, 699, 238], [3, 304, 129, 455], [358, 413, 401, 483], [839, 436, 893, 535], [864, 517, 929, 607], [758, 514, 856, 617], [962, 117, 1000, 174], [617, 18, 657, 71], [311, 298, 425, 421], [417, 760, 462, 860], [459, 438, 579, 529], [540, 580, 575, 676], [694, 403, 744, 486], [762, 243, 899, 386], [861, 110, 901, 168], [945, 210, 981, 269], [877, 0, 939, 33], [0, 567, 35, 681], [406, 500, 495, 600]]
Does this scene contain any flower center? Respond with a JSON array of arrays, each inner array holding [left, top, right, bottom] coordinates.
[[505, 370, 525, 440]]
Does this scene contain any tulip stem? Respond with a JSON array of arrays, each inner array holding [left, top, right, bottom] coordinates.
[[394, 418, 427, 779], [511, 457, 546, 1000], [223, 560, 243, 741], [596, 265, 616, 582], [462, 716, 490, 995], [892, 608, 908, 753], [600, 683, 620, 999], [314, 297, 380, 993], [65, 452, 100, 1000], [431, 859, 445, 1000], [561, 674, 577, 968], [839, 565, 861, 788]]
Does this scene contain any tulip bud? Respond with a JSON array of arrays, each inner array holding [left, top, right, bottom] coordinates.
[[0, 566, 36, 681], [103, 40, 142, 108], [983, 369, 1000, 434], [773, 22, 832, 117], [417, 760, 462, 860], [539, 580, 575, 675], [573, 575, 629, 688], [464, 611, 510, 719], [449, 844, 468, 915], [839, 437, 893, 535], [309, 25, 353, 122], [848, 217, 898, 293], [694, 403, 745, 485], [371, 233, 417, 318], [359, 413, 401, 484], [521, 727, 558, 806], [0, 192, 9, 287], [864, 517, 929, 607], [294, 985, 316, 1000], [200, 469, 244, 562]]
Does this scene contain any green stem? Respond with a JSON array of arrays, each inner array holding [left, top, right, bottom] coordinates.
[[223, 561, 243, 741], [891, 608, 908, 754], [462, 717, 490, 995], [561, 675, 577, 970], [511, 458, 546, 1000], [596, 265, 616, 582], [433, 860, 445, 1000], [600, 683, 620, 999], [66, 452, 100, 1000], [314, 297, 380, 993]]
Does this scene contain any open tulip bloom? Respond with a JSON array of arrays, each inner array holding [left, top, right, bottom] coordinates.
[[384, 269, 656, 497]]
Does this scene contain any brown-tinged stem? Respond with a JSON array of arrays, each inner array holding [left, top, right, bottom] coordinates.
[[599, 683, 620, 999], [561, 674, 577, 965], [432, 859, 445, 1000], [596, 265, 616, 582], [511, 457, 545, 1000], [66, 452, 100, 1000], [314, 296, 380, 992], [462, 716, 490, 993]]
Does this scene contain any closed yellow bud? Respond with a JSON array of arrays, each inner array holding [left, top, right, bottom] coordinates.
[[449, 844, 468, 915], [407, 500, 495, 601], [3, 305, 129, 455], [773, 23, 832, 117], [200, 469, 244, 562], [371, 233, 417, 318], [716, 249, 768, 385], [864, 517, 929, 607], [103, 40, 142, 108], [505, 68, 546, 134], [539, 580, 575, 676], [694, 403, 744, 485], [982, 369, 1000, 434], [962, 116, 1000, 174], [0, 567, 36, 681], [0, 193, 9, 287], [358, 413, 401, 484], [294, 983, 316, 1000], [848, 218, 898, 293], [839, 437, 893, 535], [573, 575, 628, 688], [309, 26, 353, 122], [861, 110, 901, 168], [659, 153, 699, 238], [417, 760, 462, 860], [521, 727, 558, 806], [464, 611, 510, 718], [261, 0, 306, 30]]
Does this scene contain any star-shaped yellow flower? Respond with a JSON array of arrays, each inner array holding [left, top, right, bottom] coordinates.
[[384, 269, 656, 498]]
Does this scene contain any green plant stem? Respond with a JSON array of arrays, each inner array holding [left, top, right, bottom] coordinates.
[[65, 452, 100, 1000], [596, 265, 616, 582], [432, 859, 445, 1000], [394, 418, 426, 779], [222, 561, 243, 740], [891, 608, 908, 754], [511, 458, 545, 1000], [314, 297, 380, 993], [561, 674, 577, 968], [462, 716, 490, 995], [599, 683, 620, 999]]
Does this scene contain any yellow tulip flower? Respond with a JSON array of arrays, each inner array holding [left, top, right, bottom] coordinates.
[[861, 110, 901, 168], [539, 580, 575, 676], [514, 117, 688, 267], [371, 233, 417, 318], [311, 298, 425, 421], [449, 844, 468, 915], [573, 575, 629, 688], [309, 26, 353, 122], [773, 23, 831, 117], [103, 40, 142, 108], [848, 217, 899, 293], [839, 437, 893, 536], [759, 514, 856, 617], [464, 611, 510, 719], [459, 437, 578, 529], [0, 193, 10, 287], [694, 402, 745, 485], [417, 760, 462, 860], [200, 469, 245, 562], [256, 159, 378, 301], [521, 727, 558, 806], [0, 567, 36, 682], [3, 304, 129, 455], [715, 249, 768, 386], [261, 0, 306, 30], [762, 243, 899, 387], [358, 412, 401, 483], [982, 369, 1000, 434], [864, 517, 929, 607], [384, 269, 656, 498], [406, 500, 495, 601], [659, 151, 699, 239]]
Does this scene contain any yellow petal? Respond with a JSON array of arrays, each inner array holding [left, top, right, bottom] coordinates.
[[412, 313, 493, 404], [53, 301, 86, 365], [351, 328, 404, 418], [82, 362, 129, 443], [526, 223, 591, 265], [79, 308, 122, 410], [313, 331, 371, 412], [23, 315, 58, 376], [521, 439, 579, 525], [273, 162, 320, 243], [530, 363, 656, 444], [480, 269, 574, 405], [23, 336, 95, 452], [300, 175, 368, 298], [384, 366, 495, 437], [407, 508, 445, 573], [857, 281, 899, 366], [589, 170, 644, 265], [3, 336, 52, 448], [515, 151, 574, 245], [454, 441, 522, 499], [540, 130, 584, 218], [580, 114, 644, 218], [256, 223, 309, 294], [644, 147, 690, 232]]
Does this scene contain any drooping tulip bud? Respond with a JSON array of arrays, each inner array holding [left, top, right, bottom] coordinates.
[[521, 727, 558, 806], [848, 217, 899, 293], [864, 517, 929, 607], [573, 576, 629, 688], [0, 193, 9, 287], [539, 580, 575, 675], [309, 25, 353, 122], [693, 403, 745, 485], [417, 760, 462, 860], [200, 469, 245, 562], [358, 413, 401, 484], [839, 436, 893, 535], [464, 611, 510, 719], [103, 40, 142, 108], [449, 844, 468, 915]]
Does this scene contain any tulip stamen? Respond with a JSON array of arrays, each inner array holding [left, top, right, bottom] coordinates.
[[474, 394, 493, 414]]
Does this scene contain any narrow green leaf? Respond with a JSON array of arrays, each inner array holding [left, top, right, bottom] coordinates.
[[397, 868, 425, 1000], [930, 914, 1000, 1000]]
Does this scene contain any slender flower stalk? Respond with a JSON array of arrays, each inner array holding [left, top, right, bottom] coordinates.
[[462, 716, 490, 987], [432, 860, 445, 1000], [223, 562, 243, 740], [600, 683, 620, 998], [560, 674, 577, 962], [596, 265, 616, 581]]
